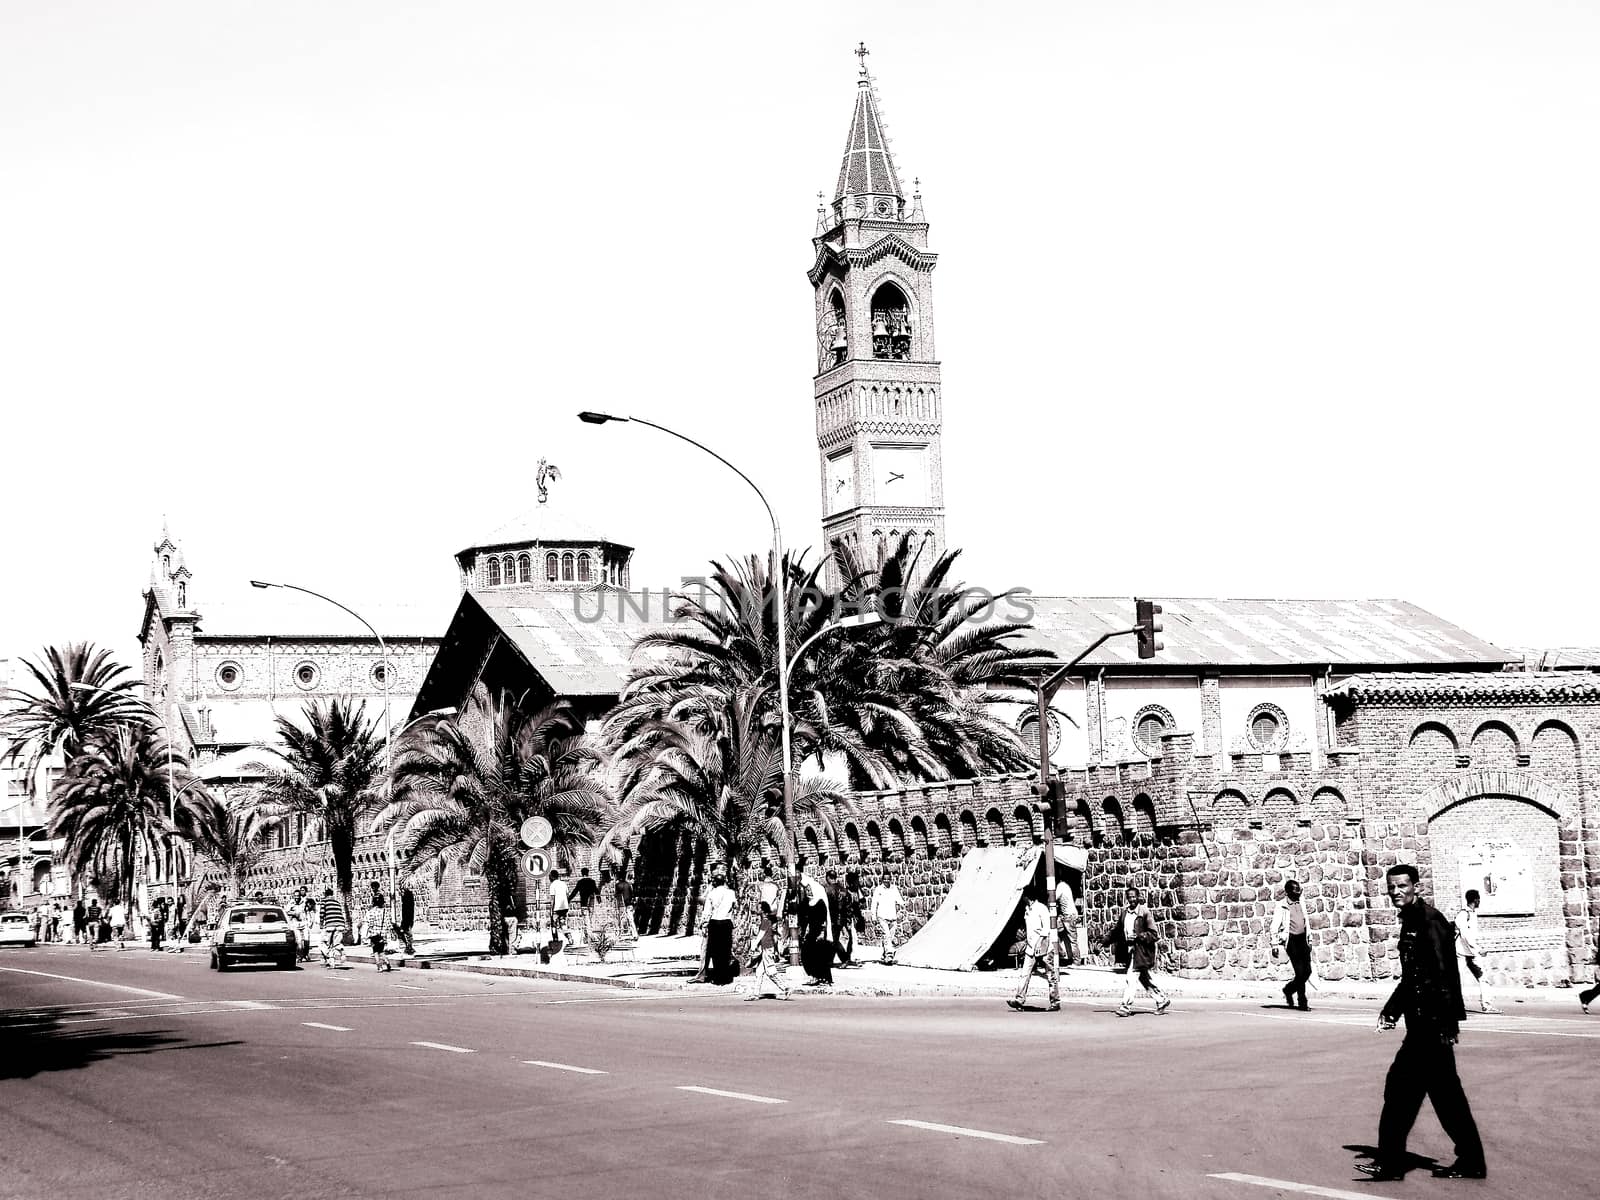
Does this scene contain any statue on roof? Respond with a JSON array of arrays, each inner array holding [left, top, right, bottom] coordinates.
[[536, 459, 561, 505]]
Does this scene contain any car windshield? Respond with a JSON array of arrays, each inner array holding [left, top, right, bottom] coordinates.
[[228, 908, 285, 925]]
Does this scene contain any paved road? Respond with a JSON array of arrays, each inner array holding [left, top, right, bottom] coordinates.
[[1, 944, 1591, 1200]]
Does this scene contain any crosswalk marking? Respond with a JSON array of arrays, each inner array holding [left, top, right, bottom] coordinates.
[[677, 1085, 786, 1105], [888, 1119, 1042, 1146]]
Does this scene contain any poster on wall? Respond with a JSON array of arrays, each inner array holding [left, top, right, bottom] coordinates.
[[1457, 841, 1535, 916]]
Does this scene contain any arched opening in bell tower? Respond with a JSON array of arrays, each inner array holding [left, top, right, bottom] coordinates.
[[869, 282, 912, 360], [828, 291, 847, 366]]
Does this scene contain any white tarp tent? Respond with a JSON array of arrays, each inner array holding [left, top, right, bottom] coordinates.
[[896, 844, 1084, 971]]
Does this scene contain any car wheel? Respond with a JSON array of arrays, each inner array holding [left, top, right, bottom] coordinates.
[[280, 956, 297, 970], [215, 953, 229, 972]]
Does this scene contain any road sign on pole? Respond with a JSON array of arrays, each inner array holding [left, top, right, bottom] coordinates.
[[520, 817, 553, 849], [524, 851, 549, 878]]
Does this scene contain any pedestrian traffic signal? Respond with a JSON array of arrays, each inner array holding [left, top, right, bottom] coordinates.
[[1135, 597, 1164, 660]]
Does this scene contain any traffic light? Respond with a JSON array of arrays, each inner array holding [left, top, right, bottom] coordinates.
[[1029, 777, 1065, 817], [1135, 597, 1164, 660]]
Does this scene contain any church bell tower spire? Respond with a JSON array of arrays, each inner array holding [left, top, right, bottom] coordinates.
[[809, 46, 946, 586]]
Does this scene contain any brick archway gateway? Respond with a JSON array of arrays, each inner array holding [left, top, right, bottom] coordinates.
[[1417, 769, 1586, 986]]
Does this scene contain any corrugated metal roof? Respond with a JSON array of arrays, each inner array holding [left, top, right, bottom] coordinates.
[[1507, 647, 1600, 670], [1007, 597, 1513, 670], [474, 588, 676, 697]]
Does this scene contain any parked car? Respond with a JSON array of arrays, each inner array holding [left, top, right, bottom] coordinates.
[[209, 902, 297, 971], [0, 911, 37, 947]]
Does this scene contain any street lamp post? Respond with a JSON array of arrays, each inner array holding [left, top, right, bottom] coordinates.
[[576, 411, 800, 856], [250, 580, 394, 906]]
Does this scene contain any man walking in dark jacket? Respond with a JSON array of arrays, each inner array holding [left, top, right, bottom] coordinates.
[[1357, 864, 1487, 1182]]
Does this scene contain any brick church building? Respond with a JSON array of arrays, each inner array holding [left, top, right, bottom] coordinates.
[[151, 53, 1600, 989]]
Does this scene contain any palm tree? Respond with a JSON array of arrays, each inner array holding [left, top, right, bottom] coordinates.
[[180, 792, 283, 900], [51, 724, 198, 922], [376, 686, 611, 955], [254, 698, 384, 935], [600, 683, 852, 897], [0, 643, 151, 782]]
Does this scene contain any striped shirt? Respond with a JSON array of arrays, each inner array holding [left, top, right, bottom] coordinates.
[[318, 896, 348, 932]]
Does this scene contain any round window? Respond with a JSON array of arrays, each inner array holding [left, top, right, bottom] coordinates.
[[1132, 704, 1175, 756], [370, 661, 394, 689], [1246, 703, 1289, 752], [1017, 712, 1062, 756], [293, 661, 320, 691], [215, 661, 243, 691]]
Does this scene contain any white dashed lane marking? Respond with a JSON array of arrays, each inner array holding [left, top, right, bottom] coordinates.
[[301, 1022, 352, 1032], [677, 1085, 787, 1105], [1209, 1172, 1375, 1199], [524, 1060, 607, 1075], [888, 1119, 1043, 1146], [394, 984, 425, 990], [411, 1040, 475, 1054]]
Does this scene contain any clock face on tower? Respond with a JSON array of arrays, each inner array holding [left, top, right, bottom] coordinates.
[[826, 452, 854, 515], [871, 445, 929, 507]]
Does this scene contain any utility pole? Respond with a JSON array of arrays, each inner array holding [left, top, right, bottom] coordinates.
[[1029, 598, 1165, 968]]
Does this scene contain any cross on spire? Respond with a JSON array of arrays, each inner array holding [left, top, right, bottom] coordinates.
[[855, 41, 869, 77]]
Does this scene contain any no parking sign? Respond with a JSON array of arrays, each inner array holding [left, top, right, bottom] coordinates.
[[524, 851, 549, 878]]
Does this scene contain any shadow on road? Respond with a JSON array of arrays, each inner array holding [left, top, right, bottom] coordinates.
[[1342, 1142, 1443, 1177], [0, 1014, 242, 1081]]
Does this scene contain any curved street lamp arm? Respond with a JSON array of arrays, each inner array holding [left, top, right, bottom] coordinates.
[[618, 416, 781, 545]]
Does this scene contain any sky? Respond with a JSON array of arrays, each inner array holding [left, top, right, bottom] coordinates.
[[3, 0, 1597, 677]]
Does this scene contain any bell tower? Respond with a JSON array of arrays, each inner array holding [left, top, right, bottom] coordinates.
[[810, 45, 945, 587]]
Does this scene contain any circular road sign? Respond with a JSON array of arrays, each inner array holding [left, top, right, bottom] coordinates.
[[524, 851, 550, 878], [520, 816, 553, 849]]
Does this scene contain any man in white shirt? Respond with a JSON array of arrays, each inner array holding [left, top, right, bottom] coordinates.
[[1007, 885, 1059, 1011], [1454, 890, 1499, 1014], [108, 901, 127, 950], [1270, 879, 1313, 1011], [704, 867, 738, 985], [869, 861, 905, 965], [548, 870, 570, 941]]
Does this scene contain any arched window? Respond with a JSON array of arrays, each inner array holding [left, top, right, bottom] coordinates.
[[545, 553, 559, 582], [561, 553, 575, 581], [870, 282, 912, 360], [503, 555, 516, 582], [958, 809, 979, 850], [577, 553, 592, 583], [828, 290, 847, 366], [517, 553, 532, 583], [177, 582, 187, 608], [162, 554, 170, 574], [910, 816, 930, 859], [984, 807, 1007, 846], [485, 557, 501, 587]]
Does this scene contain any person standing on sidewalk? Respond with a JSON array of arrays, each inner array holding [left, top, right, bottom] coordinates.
[[1271, 879, 1314, 1011], [704, 867, 738, 985], [548, 870, 570, 942], [318, 887, 349, 968], [825, 869, 855, 967], [870, 865, 904, 966], [1102, 887, 1169, 1016], [1357, 863, 1487, 1182], [399, 886, 415, 955], [362, 894, 393, 972], [798, 871, 834, 990], [108, 900, 127, 950], [744, 900, 791, 1001], [1053, 879, 1078, 969], [1008, 885, 1060, 1012], [615, 871, 636, 938], [72, 897, 85, 945], [85, 898, 102, 950], [1453, 890, 1500, 1014]]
